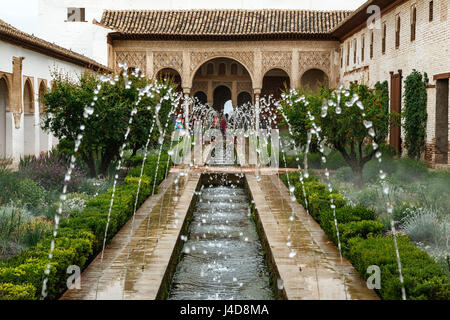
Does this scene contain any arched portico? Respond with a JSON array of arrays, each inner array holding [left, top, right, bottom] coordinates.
[[191, 57, 253, 108]]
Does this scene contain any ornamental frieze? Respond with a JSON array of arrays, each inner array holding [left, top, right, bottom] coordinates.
[[262, 51, 292, 75], [153, 51, 183, 75], [298, 51, 331, 75], [115, 51, 147, 73]]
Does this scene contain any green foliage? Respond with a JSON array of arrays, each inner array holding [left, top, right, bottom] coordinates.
[[348, 236, 449, 300], [41, 71, 175, 177], [0, 283, 36, 300], [281, 83, 399, 186], [0, 154, 172, 300], [403, 70, 429, 160], [281, 171, 449, 300]]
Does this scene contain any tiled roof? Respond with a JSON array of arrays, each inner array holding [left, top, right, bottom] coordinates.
[[0, 19, 110, 72], [99, 9, 352, 39]]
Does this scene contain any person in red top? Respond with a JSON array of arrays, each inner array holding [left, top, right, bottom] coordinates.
[[220, 115, 226, 135]]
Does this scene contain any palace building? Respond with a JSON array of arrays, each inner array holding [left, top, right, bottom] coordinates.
[[1, 0, 449, 167]]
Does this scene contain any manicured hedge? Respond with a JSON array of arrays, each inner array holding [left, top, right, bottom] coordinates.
[[0, 154, 172, 300], [281, 172, 450, 300]]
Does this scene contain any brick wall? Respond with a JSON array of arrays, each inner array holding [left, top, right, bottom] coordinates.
[[340, 0, 450, 167]]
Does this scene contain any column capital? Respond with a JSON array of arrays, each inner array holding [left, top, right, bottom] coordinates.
[[253, 88, 261, 95]]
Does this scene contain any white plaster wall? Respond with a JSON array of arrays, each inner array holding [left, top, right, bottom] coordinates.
[[0, 40, 85, 162]]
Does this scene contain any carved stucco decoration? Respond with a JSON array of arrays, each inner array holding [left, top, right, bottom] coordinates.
[[212, 81, 233, 91], [299, 51, 331, 76], [191, 81, 208, 94], [153, 51, 183, 76], [262, 51, 292, 75], [115, 51, 147, 73], [190, 51, 254, 78], [237, 81, 253, 94]]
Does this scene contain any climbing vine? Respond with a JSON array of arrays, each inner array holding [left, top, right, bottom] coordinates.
[[403, 70, 429, 160]]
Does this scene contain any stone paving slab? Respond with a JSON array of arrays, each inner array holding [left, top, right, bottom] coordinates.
[[245, 173, 379, 300], [60, 171, 200, 300]]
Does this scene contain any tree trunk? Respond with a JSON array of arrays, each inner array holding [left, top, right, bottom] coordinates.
[[352, 165, 363, 188], [98, 148, 118, 177], [82, 152, 97, 178]]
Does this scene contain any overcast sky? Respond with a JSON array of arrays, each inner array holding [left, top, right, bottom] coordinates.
[[1, 0, 367, 35]]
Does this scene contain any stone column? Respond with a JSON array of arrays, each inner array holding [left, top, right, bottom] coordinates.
[[183, 87, 191, 131], [254, 89, 261, 131]]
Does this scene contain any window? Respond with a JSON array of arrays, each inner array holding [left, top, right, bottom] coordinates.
[[395, 15, 401, 48], [353, 39, 357, 64], [370, 31, 374, 59], [231, 63, 238, 75], [411, 6, 417, 41], [361, 35, 365, 62], [340, 48, 343, 68], [346, 43, 350, 66], [218, 63, 226, 75], [207, 63, 214, 75], [382, 23, 386, 54], [67, 8, 86, 22], [429, 1, 434, 22]]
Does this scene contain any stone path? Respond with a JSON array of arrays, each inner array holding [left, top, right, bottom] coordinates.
[[60, 171, 201, 300], [246, 173, 379, 300]]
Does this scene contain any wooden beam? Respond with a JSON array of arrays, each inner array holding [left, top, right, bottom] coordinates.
[[433, 73, 450, 81]]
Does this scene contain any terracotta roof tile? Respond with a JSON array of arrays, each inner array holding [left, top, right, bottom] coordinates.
[[98, 9, 352, 39]]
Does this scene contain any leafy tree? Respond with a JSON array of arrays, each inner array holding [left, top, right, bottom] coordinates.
[[281, 83, 400, 186], [41, 71, 175, 177], [403, 70, 428, 160]]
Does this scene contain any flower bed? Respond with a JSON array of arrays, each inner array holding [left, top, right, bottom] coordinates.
[[0, 154, 172, 300], [281, 172, 450, 300]]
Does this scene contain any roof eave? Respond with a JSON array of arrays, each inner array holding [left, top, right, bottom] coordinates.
[[107, 32, 339, 42]]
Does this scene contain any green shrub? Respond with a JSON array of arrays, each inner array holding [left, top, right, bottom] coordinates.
[[347, 236, 449, 300], [391, 158, 429, 184], [324, 151, 347, 170], [281, 169, 449, 300], [0, 154, 171, 300], [319, 205, 378, 248], [0, 283, 36, 300], [332, 167, 353, 183]]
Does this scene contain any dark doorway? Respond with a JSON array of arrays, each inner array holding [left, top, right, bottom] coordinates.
[[194, 91, 207, 105], [156, 68, 182, 92], [435, 78, 449, 164], [301, 69, 329, 92], [261, 69, 290, 99], [213, 86, 231, 113], [390, 71, 402, 154], [237, 91, 252, 106]]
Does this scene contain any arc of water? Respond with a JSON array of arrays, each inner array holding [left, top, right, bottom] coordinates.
[[281, 85, 406, 300], [120, 88, 177, 299], [40, 72, 114, 300], [94, 65, 161, 298]]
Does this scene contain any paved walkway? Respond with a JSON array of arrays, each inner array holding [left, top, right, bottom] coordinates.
[[246, 173, 379, 300], [60, 171, 201, 300]]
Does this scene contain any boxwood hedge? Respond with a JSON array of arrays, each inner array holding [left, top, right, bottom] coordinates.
[[0, 154, 171, 300], [281, 172, 449, 300]]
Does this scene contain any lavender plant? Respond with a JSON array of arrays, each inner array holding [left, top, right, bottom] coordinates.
[[19, 151, 86, 193]]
